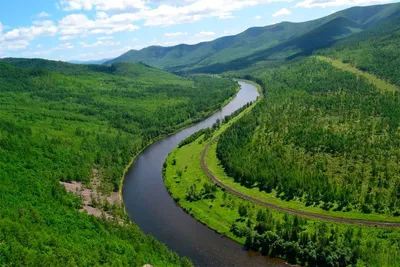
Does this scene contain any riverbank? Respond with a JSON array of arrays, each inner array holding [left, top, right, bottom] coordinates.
[[123, 81, 280, 267], [118, 78, 240, 207], [164, 91, 262, 241], [163, 84, 400, 266]]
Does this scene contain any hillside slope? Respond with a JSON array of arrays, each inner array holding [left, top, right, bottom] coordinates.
[[106, 2, 400, 73], [0, 59, 236, 266], [319, 15, 400, 86], [0, 57, 179, 81]]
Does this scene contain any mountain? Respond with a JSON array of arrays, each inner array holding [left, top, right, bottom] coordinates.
[[106, 2, 400, 73], [68, 58, 112, 64]]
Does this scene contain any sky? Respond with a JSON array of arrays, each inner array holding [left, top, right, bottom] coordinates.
[[0, 0, 397, 61]]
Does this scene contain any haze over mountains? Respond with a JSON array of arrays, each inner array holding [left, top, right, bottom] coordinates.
[[106, 2, 400, 73], [68, 58, 113, 65]]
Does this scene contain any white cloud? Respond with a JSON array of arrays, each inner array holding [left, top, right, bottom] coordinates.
[[3, 0, 294, 57], [0, 20, 57, 53], [58, 0, 289, 29], [58, 13, 139, 36], [59, 42, 75, 49], [59, 0, 147, 11], [38, 12, 51, 18], [32, 42, 75, 56], [294, 0, 391, 8], [272, 8, 291, 17], [254, 15, 262, 20], [164, 31, 188, 37], [195, 31, 215, 37], [140, 0, 277, 27], [79, 40, 120, 48]]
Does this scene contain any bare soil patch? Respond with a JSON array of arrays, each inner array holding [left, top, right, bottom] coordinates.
[[60, 169, 120, 219]]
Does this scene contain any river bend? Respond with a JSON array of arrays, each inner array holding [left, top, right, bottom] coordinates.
[[123, 81, 286, 267]]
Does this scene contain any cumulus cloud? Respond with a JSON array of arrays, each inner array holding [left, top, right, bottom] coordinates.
[[295, 0, 392, 8], [254, 15, 262, 20], [272, 8, 291, 17], [140, 0, 278, 26], [58, 13, 140, 36], [3, 0, 292, 56], [164, 31, 188, 37], [0, 20, 57, 53], [58, 0, 289, 27]]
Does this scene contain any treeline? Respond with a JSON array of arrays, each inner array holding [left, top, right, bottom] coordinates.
[[231, 205, 395, 267], [217, 58, 400, 215], [0, 60, 236, 266], [178, 101, 254, 148]]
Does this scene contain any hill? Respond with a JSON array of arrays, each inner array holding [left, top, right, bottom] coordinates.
[[319, 15, 400, 86], [106, 2, 400, 73], [0, 58, 236, 266], [0, 57, 182, 81]]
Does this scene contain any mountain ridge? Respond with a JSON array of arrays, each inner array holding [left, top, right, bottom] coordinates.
[[105, 2, 400, 73]]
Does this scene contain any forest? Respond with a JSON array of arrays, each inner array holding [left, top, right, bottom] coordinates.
[[217, 57, 400, 216], [0, 59, 236, 266], [319, 15, 400, 87], [164, 101, 400, 267]]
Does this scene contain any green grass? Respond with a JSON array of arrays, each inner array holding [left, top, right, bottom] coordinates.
[[170, 74, 400, 224], [206, 141, 400, 223], [164, 99, 265, 242], [164, 101, 400, 266]]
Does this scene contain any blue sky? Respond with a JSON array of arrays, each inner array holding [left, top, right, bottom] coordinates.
[[0, 0, 397, 61]]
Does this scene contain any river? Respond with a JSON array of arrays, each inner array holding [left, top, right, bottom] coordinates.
[[122, 81, 287, 267]]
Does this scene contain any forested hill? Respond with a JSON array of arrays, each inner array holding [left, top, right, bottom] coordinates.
[[0, 57, 179, 81], [0, 59, 236, 266], [217, 56, 400, 218], [106, 2, 400, 73], [319, 15, 400, 87]]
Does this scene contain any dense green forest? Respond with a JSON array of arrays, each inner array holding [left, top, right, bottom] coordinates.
[[165, 105, 400, 267], [0, 59, 236, 266], [319, 16, 400, 86], [217, 57, 400, 216]]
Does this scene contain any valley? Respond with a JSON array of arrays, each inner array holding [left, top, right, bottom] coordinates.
[[1, 1, 400, 267]]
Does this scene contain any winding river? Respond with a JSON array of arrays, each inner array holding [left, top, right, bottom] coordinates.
[[123, 82, 287, 267]]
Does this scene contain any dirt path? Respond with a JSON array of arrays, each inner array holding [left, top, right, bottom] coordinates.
[[201, 138, 400, 228]]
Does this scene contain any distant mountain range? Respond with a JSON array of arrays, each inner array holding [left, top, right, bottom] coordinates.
[[69, 58, 113, 65], [105, 2, 400, 73]]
